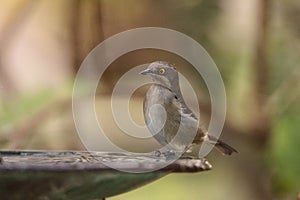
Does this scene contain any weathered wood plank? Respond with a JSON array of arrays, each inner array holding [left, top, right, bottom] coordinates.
[[0, 150, 211, 200]]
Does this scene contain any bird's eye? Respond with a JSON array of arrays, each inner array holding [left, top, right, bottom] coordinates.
[[159, 68, 165, 74]]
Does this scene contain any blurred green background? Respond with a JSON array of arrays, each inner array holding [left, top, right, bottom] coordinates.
[[0, 0, 299, 199]]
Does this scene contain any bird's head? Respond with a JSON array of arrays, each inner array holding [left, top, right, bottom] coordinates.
[[140, 61, 179, 89]]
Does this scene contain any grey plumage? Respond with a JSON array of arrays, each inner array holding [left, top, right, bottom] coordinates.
[[141, 61, 237, 156]]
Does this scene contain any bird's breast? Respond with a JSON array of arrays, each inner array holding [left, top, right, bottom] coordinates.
[[143, 85, 198, 148], [143, 86, 175, 138]]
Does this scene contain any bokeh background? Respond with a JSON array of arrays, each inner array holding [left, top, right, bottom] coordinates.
[[0, 0, 299, 199]]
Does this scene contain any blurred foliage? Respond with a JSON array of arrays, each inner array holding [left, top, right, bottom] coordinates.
[[270, 107, 300, 195], [0, 90, 55, 125], [267, 2, 300, 197]]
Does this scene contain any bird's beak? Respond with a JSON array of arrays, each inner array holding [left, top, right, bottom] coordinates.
[[139, 69, 152, 75]]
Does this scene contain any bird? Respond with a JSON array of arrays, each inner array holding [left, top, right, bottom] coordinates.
[[140, 61, 237, 157]]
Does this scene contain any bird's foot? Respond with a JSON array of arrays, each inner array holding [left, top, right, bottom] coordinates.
[[154, 150, 162, 157], [154, 150, 176, 160], [162, 150, 176, 158]]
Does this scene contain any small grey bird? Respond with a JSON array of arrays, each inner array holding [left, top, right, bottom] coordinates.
[[140, 61, 237, 157]]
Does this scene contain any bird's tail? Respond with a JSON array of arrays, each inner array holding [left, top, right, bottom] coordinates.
[[207, 135, 238, 156]]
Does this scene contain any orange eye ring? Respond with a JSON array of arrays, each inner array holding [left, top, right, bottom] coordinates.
[[159, 68, 165, 74]]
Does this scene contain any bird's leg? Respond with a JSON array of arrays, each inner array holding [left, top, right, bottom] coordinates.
[[182, 144, 200, 159]]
